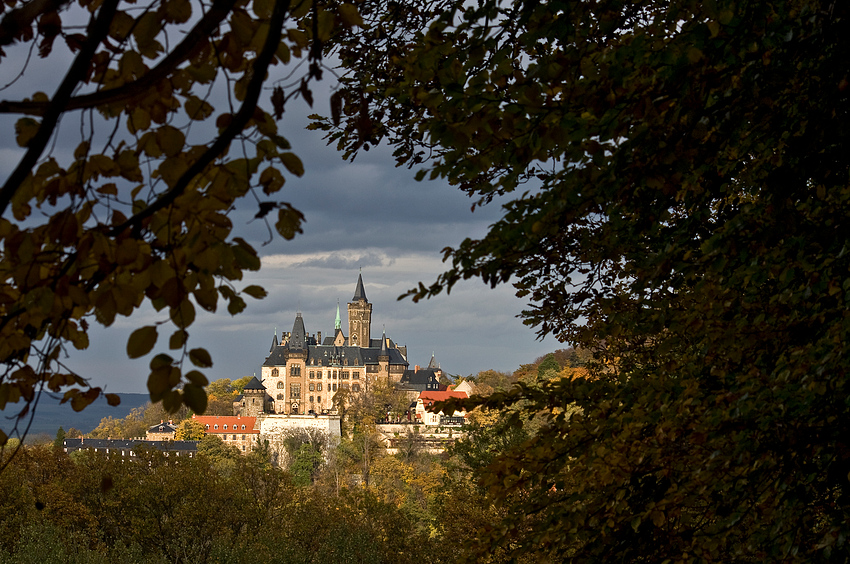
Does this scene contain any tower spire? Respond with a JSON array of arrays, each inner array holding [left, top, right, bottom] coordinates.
[[335, 299, 341, 330]]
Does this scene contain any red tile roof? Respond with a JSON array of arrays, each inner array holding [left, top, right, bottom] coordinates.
[[192, 415, 259, 434], [417, 390, 469, 402]]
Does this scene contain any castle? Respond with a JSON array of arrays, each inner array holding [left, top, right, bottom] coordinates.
[[236, 273, 410, 417]]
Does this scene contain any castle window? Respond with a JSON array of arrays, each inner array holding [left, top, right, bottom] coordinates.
[[332, 383, 337, 391], [341, 383, 349, 390], [290, 384, 301, 399], [317, 396, 321, 403], [332, 371, 337, 379], [309, 371, 315, 379], [352, 371, 360, 380], [353, 383, 361, 392], [277, 382, 284, 389], [341, 371, 349, 380], [317, 383, 322, 391], [309, 383, 315, 391], [277, 393, 284, 400], [290, 365, 301, 376], [309, 395, 314, 403], [242, 435, 246, 440]]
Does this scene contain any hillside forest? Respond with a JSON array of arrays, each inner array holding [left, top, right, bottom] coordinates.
[[0, 351, 579, 564]]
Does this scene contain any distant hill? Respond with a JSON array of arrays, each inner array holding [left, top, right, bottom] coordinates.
[[4, 393, 151, 438]]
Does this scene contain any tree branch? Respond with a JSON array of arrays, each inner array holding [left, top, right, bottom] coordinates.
[[0, 0, 239, 116], [0, 0, 73, 47], [111, 0, 292, 235], [0, 0, 120, 219]]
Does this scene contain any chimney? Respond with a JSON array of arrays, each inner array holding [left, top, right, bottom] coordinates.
[[318, 331, 322, 343], [415, 365, 420, 372]]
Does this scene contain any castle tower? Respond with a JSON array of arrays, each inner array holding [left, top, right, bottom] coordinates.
[[348, 273, 372, 347]]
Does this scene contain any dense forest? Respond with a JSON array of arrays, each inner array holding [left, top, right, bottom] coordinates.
[[0, 352, 575, 564]]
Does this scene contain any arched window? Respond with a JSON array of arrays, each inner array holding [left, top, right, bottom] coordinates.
[[277, 381, 284, 389], [277, 393, 284, 400], [271, 368, 279, 377], [352, 383, 361, 392], [223, 425, 228, 430], [309, 383, 315, 391], [317, 383, 322, 391]]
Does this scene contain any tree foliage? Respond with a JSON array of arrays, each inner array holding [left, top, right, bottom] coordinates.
[[321, 0, 850, 561], [0, 0, 365, 446]]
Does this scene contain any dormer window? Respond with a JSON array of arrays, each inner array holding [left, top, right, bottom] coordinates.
[[223, 425, 228, 430], [214, 424, 219, 429]]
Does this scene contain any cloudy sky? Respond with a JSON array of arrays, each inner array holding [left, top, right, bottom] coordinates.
[[0, 19, 559, 396]]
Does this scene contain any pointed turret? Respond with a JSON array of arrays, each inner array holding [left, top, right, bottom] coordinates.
[[353, 272, 368, 302], [270, 329, 278, 352], [288, 313, 308, 350], [380, 328, 388, 356], [348, 272, 372, 347], [427, 352, 438, 369]]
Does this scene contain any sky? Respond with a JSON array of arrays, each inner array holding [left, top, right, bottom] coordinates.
[[0, 14, 559, 396]]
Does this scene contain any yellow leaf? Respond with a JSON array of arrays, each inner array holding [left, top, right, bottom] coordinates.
[[338, 3, 364, 27], [253, 0, 272, 17], [156, 125, 185, 157], [109, 11, 134, 40], [133, 12, 162, 48], [189, 347, 213, 367], [170, 298, 196, 329], [184, 96, 214, 120], [15, 118, 39, 147], [183, 383, 208, 413], [127, 325, 158, 358], [164, 0, 192, 23], [158, 156, 188, 187], [280, 152, 304, 176], [128, 107, 151, 134]]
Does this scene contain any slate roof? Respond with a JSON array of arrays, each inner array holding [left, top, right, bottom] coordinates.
[[242, 376, 265, 391], [398, 368, 441, 391], [63, 438, 198, 452], [147, 422, 177, 434]]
